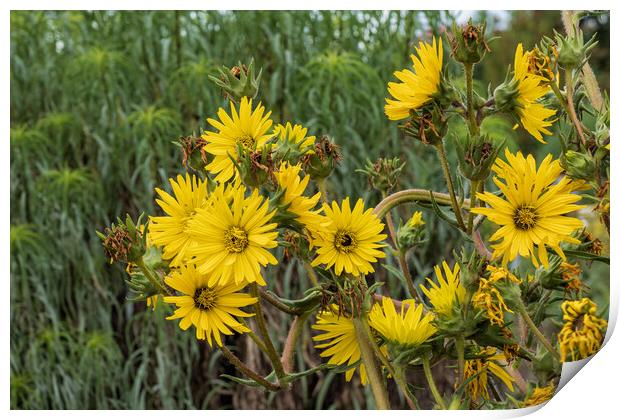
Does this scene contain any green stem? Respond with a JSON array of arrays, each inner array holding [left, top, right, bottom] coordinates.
[[435, 141, 467, 231], [565, 70, 588, 147], [466, 179, 480, 235], [303, 262, 320, 287], [373, 189, 470, 220], [259, 288, 302, 315], [422, 354, 447, 409], [250, 284, 287, 383], [135, 257, 168, 295], [317, 178, 329, 204], [398, 250, 419, 301], [219, 345, 280, 392], [464, 63, 479, 136], [352, 316, 390, 409], [518, 303, 561, 361], [455, 335, 465, 388]]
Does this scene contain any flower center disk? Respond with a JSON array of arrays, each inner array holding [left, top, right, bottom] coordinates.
[[224, 226, 249, 253], [334, 230, 358, 252], [236, 134, 255, 149], [513, 205, 538, 230], [194, 287, 217, 310]]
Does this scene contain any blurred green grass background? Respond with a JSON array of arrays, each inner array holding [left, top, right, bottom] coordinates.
[[10, 10, 609, 409]]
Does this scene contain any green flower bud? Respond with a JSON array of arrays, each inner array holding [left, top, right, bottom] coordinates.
[[396, 211, 426, 251], [208, 58, 262, 102], [357, 156, 405, 193], [302, 135, 342, 180], [448, 19, 490, 65], [402, 105, 447, 145], [97, 213, 147, 264], [175, 135, 211, 172], [233, 144, 276, 189], [561, 150, 596, 180], [455, 134, 504, 182], [493, 72, 521, 114], [554, 27, 598, 70]]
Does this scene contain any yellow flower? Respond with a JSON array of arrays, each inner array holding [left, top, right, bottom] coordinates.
[[274, 122, 315, 154], [407, 211, 425, 228], [202, 96, 273, 183], [464, 348, 516, 401], [310, 198, 387, 276], [420, 261, 465, 316], [522, 384, 556, 407], [149, 174, 209, 267], [369, 297, 436, 348], [472, 265, 521, 327], [472, 149, 585, 267], [163, 264, 257, 346], [558, 297, 607, 362], [274, 162, 327, 231], [187, 184, 278, 286], [312, 306, 368, 384], [384, 37, 443, 121], [513, 43, 557, 143]]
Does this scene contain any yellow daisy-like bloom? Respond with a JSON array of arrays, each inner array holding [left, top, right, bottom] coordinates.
[[558, 298, 607, 362], [407, 211, 425, 228], [163, 264, 257, 346], [472, 149, 585, 268], [274, 162, 327, 231], [522, 384, 556, 407], [188, 184, 278, 286], [149, 174, 209, 267], [369, 297, 436, 348], [384, 37, 443, 121], [464, 348, 516, 401], [513, 43, 557, 143], [310, 198, 387, 276], [273, 122, 315, 154], [420, 261, 465, 316], [472, 265, 521, 327], [202, 96, 273, 183], [312, 306, 368, 384]]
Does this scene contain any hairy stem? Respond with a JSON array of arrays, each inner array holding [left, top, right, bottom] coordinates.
[[373, 189, 470, 220], [352, 316, 390, 409], [259, 289, 303, 315], [281, 312, 310, 372], [219, 345, 280, 391], [565, 70, 588, 147], [135, 257, 168, 295], [422, 354, 447, 409], [250, 284, 287, 383], [455, 335, 466, 388], [518, 303, 561, 361], [435, 141, 467, 230], [466, 180, 480, 234], [464, 63, 479, 136]]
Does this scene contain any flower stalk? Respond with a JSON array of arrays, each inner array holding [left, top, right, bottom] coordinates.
[[435, 141, 467, 230], [517, 302, 561, 361], [422, 354, 447, 409]]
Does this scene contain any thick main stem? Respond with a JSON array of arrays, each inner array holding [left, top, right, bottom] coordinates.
[[464, 63, 479, 136], [250, 284, 287, 383], [352, 316, 390, 410], [455, 335, 466, 388], [219, 345, 280, 391], [466, 180, 480, 234], [373, 189, 470, 220], [435, 141, 467, 231], [281, 312, 310, 373], [422, 354, 447, 409], [518, 304, 561, 361]]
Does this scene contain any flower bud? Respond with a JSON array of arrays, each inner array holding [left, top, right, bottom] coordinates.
[[493, 73, 521, 114], [402, 105, 447, 145], [357, 156, 405, 193], [448, 19, 490, 65], [97, 213, 147, 264], [455, 134, 504, 181], [175, 135, 211, 171], [302, 135, 342, 180], [234, 144, 276, 189], [396, 211, 426, 251], [561, 150, 596, 180], [208, 58, 262, 102], [554, 27, 598, 70]]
